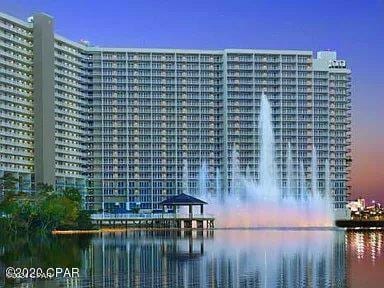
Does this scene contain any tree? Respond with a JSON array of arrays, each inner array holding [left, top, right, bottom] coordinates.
[[36, 183, 55, 196], [77, 210, 93, 229], [0, 172, 18, 196], [38, 195, 79, 230], [62, 187, 82, 204], [0, 186, 93, 233]]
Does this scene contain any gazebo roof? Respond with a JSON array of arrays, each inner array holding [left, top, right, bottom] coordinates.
[[160, 193, 207, 206]]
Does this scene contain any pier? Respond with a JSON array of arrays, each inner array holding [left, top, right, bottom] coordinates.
[[91, 213, 215, 229], [91, 193, 215, 229], [335, 219, 384, 228]]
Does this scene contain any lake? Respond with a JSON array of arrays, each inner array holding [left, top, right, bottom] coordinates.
[[0, 229, 383, 287]]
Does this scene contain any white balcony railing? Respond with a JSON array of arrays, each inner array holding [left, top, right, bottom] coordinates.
[[91, 212, 214, 220]]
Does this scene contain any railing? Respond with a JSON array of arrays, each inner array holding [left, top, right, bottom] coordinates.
[[91, 213, 214, 220]]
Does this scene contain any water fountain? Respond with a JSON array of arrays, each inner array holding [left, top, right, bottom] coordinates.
[[182, 159, 189, 194], [311, 145, 318, 196], [299, 160, 306, 201], [200, 92, 334, 227], [325, 159, 331, 200], [286, 142, 293, 199], [215, 167, 221, 199], [230, 148, 241, 197], [198, 160, 208, 197]]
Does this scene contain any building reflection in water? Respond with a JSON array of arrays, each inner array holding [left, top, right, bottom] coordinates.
[[346, 231, 384, 288], [347, 230, 383, 262], [82, 230, 347, 288]]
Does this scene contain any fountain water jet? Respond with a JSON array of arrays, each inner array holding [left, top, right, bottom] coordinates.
[[311, 146, 318, 197], [286, 143, 293, 199], [215, 168, 222, 200], [299, 161, 306, 202], [259, 94, 278, 201], [245, 165, 252, 182], [202, 92, 334, 227], [198, 160, 208, 197], [325, 159, 331, 199], [182, 159, 189, 194], [230, 148, 241, 197]]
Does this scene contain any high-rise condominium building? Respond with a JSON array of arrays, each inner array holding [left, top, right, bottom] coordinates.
[[0, 12, 351, 211]]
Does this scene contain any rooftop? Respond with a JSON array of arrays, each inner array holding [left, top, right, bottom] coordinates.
[[160, 193, 207, 206]]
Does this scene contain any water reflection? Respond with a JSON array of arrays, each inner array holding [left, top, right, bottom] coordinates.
[[346, 230, 384, 288], [0, 233, 91, 288], [0, 229, 354, 288], [347, 230, 383, 262]]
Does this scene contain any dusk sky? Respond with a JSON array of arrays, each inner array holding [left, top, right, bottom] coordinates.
[[1, 0, 383, 202]]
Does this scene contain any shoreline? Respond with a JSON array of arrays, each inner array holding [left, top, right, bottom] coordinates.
[[52, 228, 131, 234], [51, 227, 215, 234], [51, 225, 384, 235], [335, 219, 384, 228]]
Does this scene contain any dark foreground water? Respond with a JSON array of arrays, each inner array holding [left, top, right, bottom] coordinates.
[[0, 229, 383, 288]]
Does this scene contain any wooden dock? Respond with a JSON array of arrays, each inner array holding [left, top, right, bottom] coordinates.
[[336, 219, 384, 228], [91, 213, 215, 229]]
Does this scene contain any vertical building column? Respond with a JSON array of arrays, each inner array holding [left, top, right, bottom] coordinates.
[[222, 52, 229, 194], [174, 53, 178, 195], [252, 54, 256, 179], [295, 55, 299, 196], [150, 53, 154, 209], [32, 13, 55, 186], [101, 52, 105, 212], [125, 52, 130, 210], [0, 170, 3, 198]]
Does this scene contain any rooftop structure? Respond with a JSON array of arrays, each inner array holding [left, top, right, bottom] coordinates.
[[160, 193, 208, 206]]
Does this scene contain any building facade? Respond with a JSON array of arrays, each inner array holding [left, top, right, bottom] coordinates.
[[0, 12, 351, 211]]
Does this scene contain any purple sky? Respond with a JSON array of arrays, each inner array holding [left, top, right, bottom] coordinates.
[[1, 0, 383, 201]]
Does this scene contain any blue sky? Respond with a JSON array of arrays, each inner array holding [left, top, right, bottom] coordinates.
[[1, 0, 383, 200]]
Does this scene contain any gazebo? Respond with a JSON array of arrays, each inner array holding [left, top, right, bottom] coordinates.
[[160, 193, 207, 218]]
